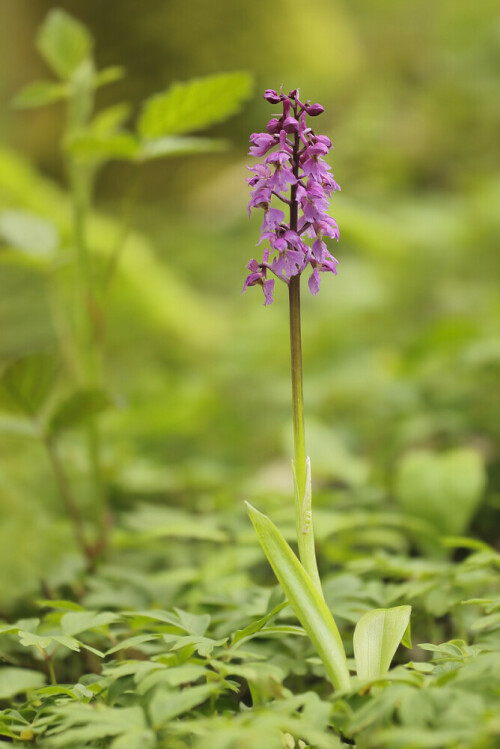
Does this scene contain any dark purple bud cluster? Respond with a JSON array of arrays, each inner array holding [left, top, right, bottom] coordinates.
[[243, 88, 340, 305]]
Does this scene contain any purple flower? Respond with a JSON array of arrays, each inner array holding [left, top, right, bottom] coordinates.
[[249, 132, 276, 157], [243, 88, 341, 304]]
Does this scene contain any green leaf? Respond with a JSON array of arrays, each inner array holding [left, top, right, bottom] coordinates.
[[13, 80, 68, 109], [66, 132, 140, 162], [0, 667, 45, 698], [94, 66, 126, 89], [138, 72, 252, 138], [139, 136, 227, 161], [0, 353, 58, 418], [48, 387, 112, 436], [353, 605, 412, 681], [246, 503, 350, 692], [148, 684, 221, 728], [395, 449, 486, 538], [232, 601, 289, 646], [61, 610, 120, 636], [0, 210, 59, 258], [36, 9, 93, 80]]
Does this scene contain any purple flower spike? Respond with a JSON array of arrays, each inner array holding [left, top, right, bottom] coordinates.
[[243, 88, 341, 304]]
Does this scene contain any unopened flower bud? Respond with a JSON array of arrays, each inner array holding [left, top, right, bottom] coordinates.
[[263, 89, 281, 104], [306, 103, 324, 116]]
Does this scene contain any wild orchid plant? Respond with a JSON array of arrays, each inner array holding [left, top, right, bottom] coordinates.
[[244, 88, 412, 693]]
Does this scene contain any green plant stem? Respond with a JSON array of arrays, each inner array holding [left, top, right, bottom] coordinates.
[[47, 658, 57, 686], [288, 277, 322, 593], [288, 121, 322, 594], [43, 436, 91, 562], [69, 160, 108, 547]]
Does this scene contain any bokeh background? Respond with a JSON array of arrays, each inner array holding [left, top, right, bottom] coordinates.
[[0, 0, 499, 606]]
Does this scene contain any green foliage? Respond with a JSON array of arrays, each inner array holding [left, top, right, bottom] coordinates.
[[36, 9, 93, 80], [138, 72, 253, 138], [395, 448, 486, 540], [0, 2, 499, 747]]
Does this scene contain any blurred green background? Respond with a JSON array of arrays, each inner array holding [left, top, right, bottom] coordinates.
[[0, 0, 499, 605]]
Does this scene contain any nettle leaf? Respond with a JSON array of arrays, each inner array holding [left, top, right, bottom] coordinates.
[[138, 72, 252, 138], [246, 503, 350, 692], [139, 136, 227, 161], [0, 668, 46, 699], [48, 387, 112, 436], [0, 353, 58, 418], [36, 9, 93, 80], [0, 210, 59, 259], [353, 605, 412, 681], [13, 80, 68, 109]]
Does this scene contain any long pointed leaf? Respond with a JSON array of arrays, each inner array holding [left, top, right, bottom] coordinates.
[[246, 502, 350, 691]]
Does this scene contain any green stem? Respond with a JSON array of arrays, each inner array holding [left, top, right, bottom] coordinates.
[[288, 117, 322, 593], [288, 277, 322, 593], [43, 436, 91, 561]]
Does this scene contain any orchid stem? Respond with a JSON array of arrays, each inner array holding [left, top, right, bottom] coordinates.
[[288, 276, 322, 594], [288, 119, 322, 593]]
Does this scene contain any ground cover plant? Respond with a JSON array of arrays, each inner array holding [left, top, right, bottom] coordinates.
[[1, 6, 500, 749]]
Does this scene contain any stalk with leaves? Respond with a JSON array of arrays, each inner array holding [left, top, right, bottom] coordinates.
[[244, 87, 411, 694], [1, 7, 252, 567]]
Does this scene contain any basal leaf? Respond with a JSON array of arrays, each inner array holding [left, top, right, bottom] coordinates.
[[138, 72, 252, 138], [353, 605, 412, 681], [246, 503, 350, 691], [36, 9, 93, 80]]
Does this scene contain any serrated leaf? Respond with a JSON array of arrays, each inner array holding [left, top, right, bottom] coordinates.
[[48, 387, 112, 436], [0, 210, 59, 257], [139, 136, 227, 161], [138, 72, 252, 138], [246, 502, 350, 692], [13, 80, 68, 109], [36, 9, 93, 80], [353, 605, 412, 681], [0, 668, 45, 699]]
